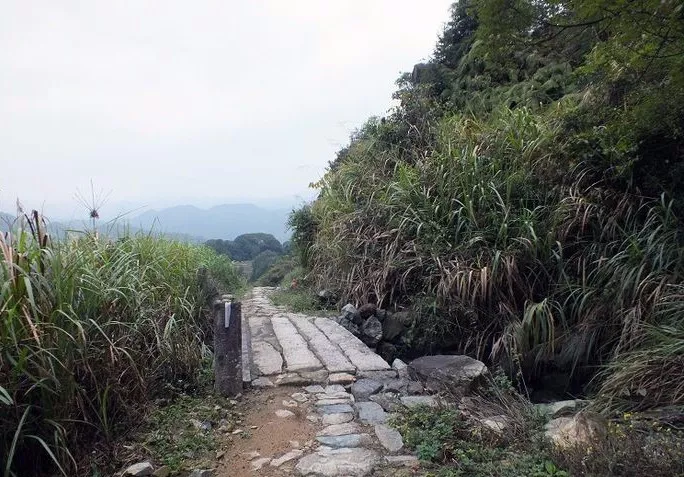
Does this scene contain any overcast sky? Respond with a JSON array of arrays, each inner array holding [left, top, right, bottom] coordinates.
[[1, 1, 452, 218]]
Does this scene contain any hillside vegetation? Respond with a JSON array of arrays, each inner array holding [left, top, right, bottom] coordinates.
[[0, 212, 243, 476], [291, 0, 684, 411]]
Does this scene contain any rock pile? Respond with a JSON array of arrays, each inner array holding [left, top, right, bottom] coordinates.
[[333, 303, 412, 362]]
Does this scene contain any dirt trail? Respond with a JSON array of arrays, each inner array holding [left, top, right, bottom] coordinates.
[[216, 387, 316, 477]]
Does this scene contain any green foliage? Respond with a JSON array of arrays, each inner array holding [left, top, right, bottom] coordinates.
[[205, 233, 283, 261], [250, 249, 281, 282], [293, 0, 684, 412], [0, 213, 243, 476], [142, 391, 241, 472], [256, 255, 299, 287], [287, 206, 317, 269], [391, 405, 564, 477]]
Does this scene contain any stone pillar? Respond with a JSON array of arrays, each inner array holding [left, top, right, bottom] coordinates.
[[214, 298, 242, 396]]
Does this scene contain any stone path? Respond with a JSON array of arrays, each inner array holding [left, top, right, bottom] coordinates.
[[242, 288, 396, 388], [246, 383, 429, 476], [237, 287, 437, 476]]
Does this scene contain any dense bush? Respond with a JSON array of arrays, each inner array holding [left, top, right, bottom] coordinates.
[[250, 249, 281, 282], [205, 233, 283, 261], [0, 213, 243, 476], [292, 0, 684, 411]]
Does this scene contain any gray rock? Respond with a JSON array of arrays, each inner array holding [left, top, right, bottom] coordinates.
[[322, 412, 354, 425], [328, 372, 355, 384], [374, 424, 404, 452], [341, 304, 362, 325], [316, 433, 373, 448], [358, 303, 377, 319], [295, 447, 380, 476], [361, 316, 383, 346], [325, 384, 346, 394], [400, 395, 440, 408], [251, 377, 275, 387], [319, 403, 355, 414], [357, 369, 398, 380], [316, 398, 352, 406], [318, 391, 353, 401], [377, 342, 398, 364], [304, 385, 326, 393], [351, 379, 383, 400], [275, 409, 296, 418], [535, 399, 588, 418], [251, 457, 272, 470], [545, 413, 607, 448], [291, 392, 309, 403], [356, 402, 387, 424], [392, 358, 408, 376], [275, 373, 309, 386], [477, 414, 511, 435], [124, 462, 154, 477], [317, 422, 361, 437], [382, 314, 407, 342], [382, 378, 408, 393], [271, 449, 304, 467], [152, 466, 171, 477], [407, 381, 424, 394], [188, 471, 213, 477], [408, 355, 488, 396], [384, 455, 418, 467], [369, 393, 402, 412]]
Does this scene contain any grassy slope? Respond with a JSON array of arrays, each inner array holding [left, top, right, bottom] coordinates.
[[292, 0, 684, 413], [0, 212, 244, 476]]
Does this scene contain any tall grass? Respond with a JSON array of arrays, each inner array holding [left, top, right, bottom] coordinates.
[[298, 106, 684, 410], [0, 212, 243, 476]]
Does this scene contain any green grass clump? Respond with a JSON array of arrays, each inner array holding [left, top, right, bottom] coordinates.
[[391, 405, 565, 477], [141, 390, 240, 472], [0, 212, 244, 476], [394, 402, 684, 477]]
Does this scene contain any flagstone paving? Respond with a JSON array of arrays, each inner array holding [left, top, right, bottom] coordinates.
[[242, 287, 395, 387]]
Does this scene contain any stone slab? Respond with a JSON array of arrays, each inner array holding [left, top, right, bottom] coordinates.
[[356, 402, 387, 424], [316, 433, 373, 448], [291, 317, 356, 373], [315, 318, 391, 372], [374, 424, 404, 452], [251, 341, 283, 376], [272, 316, 322, 372], [318, 404, 355, 414], [295, 447, 380, 476]]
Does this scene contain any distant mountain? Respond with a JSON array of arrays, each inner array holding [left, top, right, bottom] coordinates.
[[129, 203, 291, 242]]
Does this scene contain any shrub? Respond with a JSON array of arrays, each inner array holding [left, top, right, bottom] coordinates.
[[0, 212, 243, 476]]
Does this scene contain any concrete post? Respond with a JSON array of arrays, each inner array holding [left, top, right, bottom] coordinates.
[[214, 297, 242, 396]]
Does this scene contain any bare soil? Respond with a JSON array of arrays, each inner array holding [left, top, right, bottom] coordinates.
[[215, 386, 317, 477]]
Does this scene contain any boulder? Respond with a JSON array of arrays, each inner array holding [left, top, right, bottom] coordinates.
[[382, 314, 407, 342], [341, 304, 362, 325], [535, 399, 589, 418], [408, 355, 488, 396], [545, 412, 607, 448], [361, 316, 383, 346], [358, 303, 377, 319], [124, 462, 153, 477]]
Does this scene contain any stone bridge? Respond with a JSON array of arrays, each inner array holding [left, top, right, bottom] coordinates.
[[241, 287, 399, 387]]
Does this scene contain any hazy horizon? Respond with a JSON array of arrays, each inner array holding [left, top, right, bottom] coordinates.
[[1, 1, 453, 220]]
